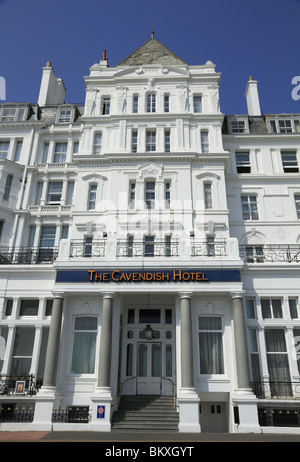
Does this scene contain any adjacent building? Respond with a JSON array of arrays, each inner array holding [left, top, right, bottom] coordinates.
[[0, 36, 299, 434]]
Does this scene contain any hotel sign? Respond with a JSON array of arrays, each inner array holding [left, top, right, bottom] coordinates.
[[56, 269, 241, 283]]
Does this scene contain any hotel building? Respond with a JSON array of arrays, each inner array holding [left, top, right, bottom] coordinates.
[[0, 36, 300, 434]]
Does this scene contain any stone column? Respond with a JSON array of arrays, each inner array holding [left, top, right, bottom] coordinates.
[[180, 293, 194, 388], [97, 293, 114, 389], [33, 292, 64, 430], [42, 293, 64, 388], [231, 292, 260, 433], [232, 293, 251, 389], [90, 293, 114, 432], [178, 292, 200, 432]]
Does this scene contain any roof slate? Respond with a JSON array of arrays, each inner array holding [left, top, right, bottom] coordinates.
[[117, 37, 187, 66]]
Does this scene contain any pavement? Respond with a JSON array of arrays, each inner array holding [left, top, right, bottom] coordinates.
[[0, 430, 300, 442]]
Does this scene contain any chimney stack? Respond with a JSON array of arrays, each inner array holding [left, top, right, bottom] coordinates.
[[100, 49, 108, 68], [38, 62, 66, 107], [245, 76, 261, 116]]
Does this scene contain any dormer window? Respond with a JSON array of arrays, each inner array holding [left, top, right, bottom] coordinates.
[[230, 119, 246, 134], [57, 106, 73, 124], [0, 105, 27, 122], [268, 117, 300, 133]]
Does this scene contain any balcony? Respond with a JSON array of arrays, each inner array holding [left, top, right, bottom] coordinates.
[[0, 246, 58, 264], [239, 244, 300, 263], [0, 375, 40, 396], [67, 238, 229, 259], [251, 381, 300, 400]]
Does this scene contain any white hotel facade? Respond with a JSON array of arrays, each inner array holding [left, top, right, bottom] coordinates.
[[0, 37, 300, 434]]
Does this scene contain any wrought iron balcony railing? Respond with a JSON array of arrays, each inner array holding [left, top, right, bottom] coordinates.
[[0, 375, 40, 396], [117, 239, 179, 257], [240, 244, 300, 263], [0, 247, 58, 264], [251, 380, 300, 399], [191, 239, 227, 257], [70, 239, 106, 258]]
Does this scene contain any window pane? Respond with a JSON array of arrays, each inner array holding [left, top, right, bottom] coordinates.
[[71, 317, 97, 374], [139, 309, 160, 324], [166, 344, 172, 377], [198, 317, 222, 330], [12, 327, 35, 356], [152, 344, 161, 377], [138, 344, 147, 377], [19, 300, 39, 316], [199, 332, 224, 374]]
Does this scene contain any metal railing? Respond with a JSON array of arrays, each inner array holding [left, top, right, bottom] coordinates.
[[117, 240, 179, 258], [251, 381, 300, 399], [0, 405, 34, 423], [240, 244, 300, 263], [258, 407, 300, 427], [0, 375, 40, 396], [0, 247, 58, 264], [52, 406, 91, 423], [162, 376, 176, 407], [191, 239, 227, 257], [115, 376, 136, 408], [70, 240, 106, 258]]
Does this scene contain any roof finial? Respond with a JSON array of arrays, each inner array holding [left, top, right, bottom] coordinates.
[[151, 23, 154, 38]]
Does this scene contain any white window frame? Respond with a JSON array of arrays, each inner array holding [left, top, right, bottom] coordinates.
[[295, 194, 300, 219], [235, 151, 251, 173], [193, 95, 202, 113], [57, 106, 73, 124], [204, 182, 212, 209], [47, 181, 63, 204], [201, 130, 209, 153], [101, 97, 111, 115], [146, 130, 156, 152], [3, 174, 13, 201], [145, 180, 156, 209], [53, 142, 67, 163], [129, 181, 136, 209], [281, 151, 299, 173], [93, 133, 102, 155], [146, 93, 156, 113], [261, 299, 283, 319], [0, 141, 9, 158], [268, 117, 300, 133], [241, 194, 259, 220], [88, 184, 97, 210]]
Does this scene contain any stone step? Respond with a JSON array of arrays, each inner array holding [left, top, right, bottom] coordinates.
[[111, 395, 179, 432]]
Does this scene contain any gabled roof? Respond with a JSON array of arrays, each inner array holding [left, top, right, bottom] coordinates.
[[117, 37, 187, 66]]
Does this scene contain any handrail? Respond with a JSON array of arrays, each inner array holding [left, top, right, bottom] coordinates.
[[115, 376, 136, 408], [162, 376, 176, 407]]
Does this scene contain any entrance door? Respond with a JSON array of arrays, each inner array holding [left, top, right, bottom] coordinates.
[[137, 342, 162, 394]]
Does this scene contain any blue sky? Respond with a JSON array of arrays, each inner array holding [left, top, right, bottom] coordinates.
[[0, 0, 299, 115]]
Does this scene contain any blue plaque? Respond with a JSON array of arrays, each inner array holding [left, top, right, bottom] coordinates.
[[97, 405, 105, 418]]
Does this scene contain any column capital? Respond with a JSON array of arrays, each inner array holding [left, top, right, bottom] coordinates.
[[231, 291, 244, 300], [178, 292, 193, 300], [102, 292, 115, 300], [51, 291, 65, 299]]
